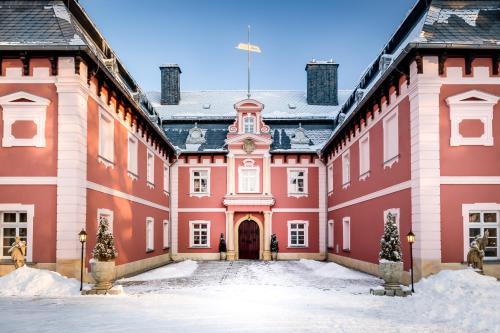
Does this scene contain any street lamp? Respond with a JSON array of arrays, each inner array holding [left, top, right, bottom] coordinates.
[[406, 230, 415, 293], [78, 229, 87, 291]]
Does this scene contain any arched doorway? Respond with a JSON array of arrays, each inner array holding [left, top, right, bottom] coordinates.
[[238, 219, 260, 259]]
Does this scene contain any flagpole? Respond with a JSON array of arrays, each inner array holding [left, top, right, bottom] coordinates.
[[247, 25, 251, 98]]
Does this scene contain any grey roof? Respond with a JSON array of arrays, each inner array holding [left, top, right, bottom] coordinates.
[[163, 121, 333, 153], [148, 90, 352, 120]]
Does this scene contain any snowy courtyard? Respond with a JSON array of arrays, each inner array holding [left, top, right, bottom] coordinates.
[[0, 260, 499, 333]]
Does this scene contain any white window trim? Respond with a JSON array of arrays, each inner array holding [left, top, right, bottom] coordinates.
[[97, 208, 113, 233], [190, 168, 211, 197], [0, 204, 34, 262], [327, 165, 334, 194], [446, 90, 499, 147], [127, 133, 138, 180], [462, 203, 500, 262], [287, 168, 308, 197], [342, 150, 350, 189], [146, 150, 155, 188], [287, 220, 309, 248], [189, 220, 211, 248], [238, 166, 260, 194], [243, 114, 256, 134], [342, 217, 350, 251], [0, 91, 49, 148], [383, 108, 399, 168], [98, 108, 114, 168], [146, 217, 154, 252], [162, 220, 169, 249], [328, 219, 334, 249], [163, 164, 169, 194], [383, 208, 400, 232], [359, 132, 370, 181]]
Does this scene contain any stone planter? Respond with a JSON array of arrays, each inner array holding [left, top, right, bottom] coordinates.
[[90, 260, 116, 290], [220, 252, 227, 261], [379, 260, 403, 289], [271, 252, 278, 261]]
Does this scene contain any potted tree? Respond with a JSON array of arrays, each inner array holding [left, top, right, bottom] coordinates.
[[270, 234, 279, 261], [90, 216, 118, 292], [379, 212, 403, 290], [219, 233, 227, 260]]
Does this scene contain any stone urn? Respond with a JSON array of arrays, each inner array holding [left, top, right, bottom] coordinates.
[[379, 260, 403, 289], [90, 260, 116, 290], [220, 252, 227, 261]]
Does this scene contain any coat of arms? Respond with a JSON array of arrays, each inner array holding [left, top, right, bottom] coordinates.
[[243, 138, 255, 154]]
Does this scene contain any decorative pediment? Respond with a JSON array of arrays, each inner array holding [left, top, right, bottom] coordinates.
[[234, 99, 264, 111], [0, 91, 50, 106], [446, 90, 499, 106]]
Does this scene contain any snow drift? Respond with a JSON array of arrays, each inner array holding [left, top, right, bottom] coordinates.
[[299, 259, 373, 280], [120, 260, 198, 282], [0, 266, 81, 297]]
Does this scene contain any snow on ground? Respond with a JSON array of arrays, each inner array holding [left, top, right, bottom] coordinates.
[[0, 266, 83, 297], [120, 260, 197, 282], [299, 259, 372, 279], [0, 261, 498, 333]]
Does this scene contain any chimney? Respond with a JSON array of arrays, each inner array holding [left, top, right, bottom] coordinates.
[[305, 59, 339, 106], [160, 64, 181, 105]]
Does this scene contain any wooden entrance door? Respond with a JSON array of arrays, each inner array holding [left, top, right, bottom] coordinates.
[[238, 220, 260, 259]]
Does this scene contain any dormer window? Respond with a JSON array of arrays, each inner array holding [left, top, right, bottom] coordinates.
[[243, 116, 255, 134]]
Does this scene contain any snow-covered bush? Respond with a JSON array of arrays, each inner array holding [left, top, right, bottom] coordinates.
[[379, 212, 402, 262], [92, 216, 117, 261], [270, 234, 279, 253], [218, 233, 227, 253]]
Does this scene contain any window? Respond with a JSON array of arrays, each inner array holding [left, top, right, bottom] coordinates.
[[1, 211, 28, 259], [342, 150, 350, 186], [190, 169, 210, 195], [239, 168, 259, 193], [383, 208, 400, 232], [127, 134, 138, 176], [163, 220, 169, 249], [342, 217, 350, 251], [163, 164, 169, 193], [146, 217, 154, 251], [288, 221, 309, 247], [446, 90, 499, 146], [288, 169, 308, 196], [467, 210, 498, 260], [98, 109, 114, 164], [328, 220, 334, 248], [359, 133, 370, 180], [147, 150, 155, 186], [243, 115, 255, 133], [383, 109, 399, 167], [327, 165, 334, 193], [190, 221, 210, 248]]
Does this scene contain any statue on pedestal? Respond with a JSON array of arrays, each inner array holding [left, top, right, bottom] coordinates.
[[8, 236, 26, 269], [467, 230, 489, 271]]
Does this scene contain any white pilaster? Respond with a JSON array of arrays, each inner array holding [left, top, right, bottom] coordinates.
[[227, 153, 235, 195], [171, 162, 179, 259], [318, 162, 327, 257], [55, 57, 89, 263], [408, 56, 442, 276], [226, 211, 235, 260], [263, 211, 272, 260], [263, 153, 271, 195]]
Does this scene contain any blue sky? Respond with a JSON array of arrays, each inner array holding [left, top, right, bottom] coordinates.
[[80, 0, 416, 92]]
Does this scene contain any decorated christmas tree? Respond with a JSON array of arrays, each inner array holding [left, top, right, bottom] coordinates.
[[379, 212, 402, 262], [92, 216, 118, 261]]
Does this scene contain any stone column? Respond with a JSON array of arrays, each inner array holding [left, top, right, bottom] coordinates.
[[226, 211, 235, 260], [263, 153, 271, 195], [263, 211, 272, 260]]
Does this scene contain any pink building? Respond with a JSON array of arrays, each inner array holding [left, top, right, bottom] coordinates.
[[0, 0, 498, 281]]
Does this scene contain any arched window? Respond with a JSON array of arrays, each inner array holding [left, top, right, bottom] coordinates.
[[243, 116, 255, 133]]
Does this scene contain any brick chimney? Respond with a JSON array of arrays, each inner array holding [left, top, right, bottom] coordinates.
[[305, 60, 339, 106], [160, 64, 181, 105]]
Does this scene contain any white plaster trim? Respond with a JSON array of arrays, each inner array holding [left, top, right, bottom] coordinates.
[[238, 166, 260, 193], [98, 107, 114, 164], [189, 167, 210, 197], [127, 133, 138, 176], [146, 149, 155, 186], [223, 198, 275, 206], [287, 168, 308, 197], [0, 204, 34, 262], [318, 163, 327, 253], [327, 164, 334, 194], [358, 132, 370, 180], [272, 208, 320, 213], [162, 220, 169, 249], [171, 163, 179, 256], [383, 108, 399, 168], [189, 220, 211, 248], [327, 220, 334, 249], [146, 217, 154, 251], [328, 180, 411, 211], [97, 208, 114, 233], [461, 203, 500, 262], [287, 220, 309, 248], [87, 181, 169, 212], [342, 149, 350, 188], [342, 216, 351, 251], [178, 208, 226, 213], [383, 208, 400, 231], [0, 177, 57, 185], [441, 176, 500, 185]]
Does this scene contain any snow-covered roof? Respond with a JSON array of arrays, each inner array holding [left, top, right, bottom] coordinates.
[[148, 90, 352, 120]]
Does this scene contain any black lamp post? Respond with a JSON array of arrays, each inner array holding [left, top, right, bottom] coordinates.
[[78, 229, 87, 291], [406, 230, 415, 293]]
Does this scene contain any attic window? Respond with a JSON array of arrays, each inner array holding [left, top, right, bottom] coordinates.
[[288, 104, 296, 109], [203, 104, 211, 109]]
